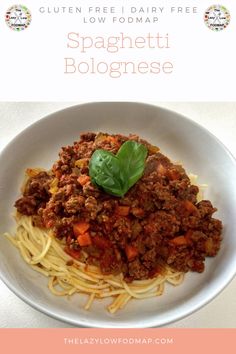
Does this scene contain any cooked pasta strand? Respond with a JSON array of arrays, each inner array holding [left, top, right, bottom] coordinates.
[[5, 216, 184, 313]]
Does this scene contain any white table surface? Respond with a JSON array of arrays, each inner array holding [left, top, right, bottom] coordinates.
[[0, 102, 236, 328]]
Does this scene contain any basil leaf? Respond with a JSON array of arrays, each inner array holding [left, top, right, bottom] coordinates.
[[89, 150, 127, 197], [116, 141, 148, 189], [89, 141, 148, 197]]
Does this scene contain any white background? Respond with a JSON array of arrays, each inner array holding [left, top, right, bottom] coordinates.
[[0, 101, 236, 328], [0, 0, 236, 101]]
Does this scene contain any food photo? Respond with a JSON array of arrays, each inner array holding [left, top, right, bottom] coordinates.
[[0, 102, 236, 328]]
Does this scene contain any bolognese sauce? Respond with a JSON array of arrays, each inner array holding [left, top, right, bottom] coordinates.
[[14, 132, 222, 282]]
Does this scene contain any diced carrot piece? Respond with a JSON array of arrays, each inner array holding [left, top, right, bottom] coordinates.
[[183, 200, 198, 214], [77, 232, 92, 247], [107, 136, 118, 143], [125, 245, 138, 261], [64, 246, 80, 260], [104, 136, 120, 147], [115, 206, 130, 216], [73, 222, 90, 237], [95, 134, 119, 147], [78, 175, 90, 186], [170, 236, 188, 246]]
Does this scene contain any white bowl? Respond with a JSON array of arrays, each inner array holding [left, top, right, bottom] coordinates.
[[0, 102, 236, 328]]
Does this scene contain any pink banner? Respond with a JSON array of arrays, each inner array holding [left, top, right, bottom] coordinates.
[[0, 329, 235, 354]]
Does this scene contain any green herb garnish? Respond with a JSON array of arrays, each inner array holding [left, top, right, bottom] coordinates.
[[89, 140, 148, 197]]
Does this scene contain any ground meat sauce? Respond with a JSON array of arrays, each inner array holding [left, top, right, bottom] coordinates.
[[15, 133, 222, 282]]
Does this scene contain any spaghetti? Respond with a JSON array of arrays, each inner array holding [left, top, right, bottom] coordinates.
[[6, 215, 184, 313]]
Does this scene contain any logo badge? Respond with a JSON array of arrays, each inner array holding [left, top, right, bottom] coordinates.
[[204, 5, 230, 31], [5, 4, 31, 31]]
